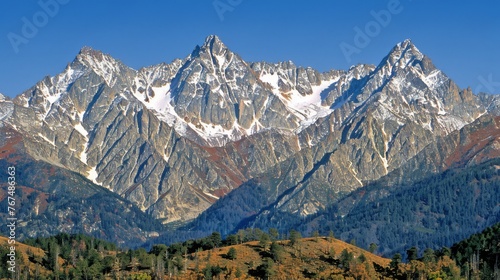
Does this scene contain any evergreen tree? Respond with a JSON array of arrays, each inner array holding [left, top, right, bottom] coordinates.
[[259, 233, 271, 250], [256, 258, 275, 280], [328, 230, 334, 243], [270, 242, 284, 263], [407, 246, 418, 261], [390, 253, 402, 275], [235, 267, 243, 278], [339, 249, 354, 269], [48, 241, 60, 273], [227, 247, 237, 260], [269, 228, 279, 241], [226, 234, 239, 245], [203, 264, 213, 280], [423, 248, 435, 264], [149, 244, 167, 256], [289, 230, 301, 247], [209, 232, 222, 248]]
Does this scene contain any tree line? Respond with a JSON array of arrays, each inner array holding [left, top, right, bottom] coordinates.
[[1, 223, 498, 279]]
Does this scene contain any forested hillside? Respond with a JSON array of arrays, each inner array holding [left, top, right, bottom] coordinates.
[[3, 224, 499, 279], [297, 158, 500, 257]]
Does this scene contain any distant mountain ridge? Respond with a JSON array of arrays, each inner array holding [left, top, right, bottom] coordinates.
[[0, 35, 499, 249]]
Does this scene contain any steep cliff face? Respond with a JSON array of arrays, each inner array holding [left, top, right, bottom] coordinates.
[[1, 35, 495, 228]]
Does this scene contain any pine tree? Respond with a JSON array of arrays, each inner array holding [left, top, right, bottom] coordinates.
[[423, 248, 435, 264], [328, 230, 334, 242], [256, 258, 275, 280], [270, 242, 284, 263], [390, 253, 402, 275], [269, 228, 279, 241], [235, 267, 242, 278], [407, 246, 418, 262], [227, 247, 237, 260], [289, 230, 301, 247], [312, 230, 320, 242], [259, 233, 271, 251], [340, 249, 354, 269]]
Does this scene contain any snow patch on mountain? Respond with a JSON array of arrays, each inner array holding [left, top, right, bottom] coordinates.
[[259, 71, 340, 132], [74, 123, 88, 137], [131, 82, 191, 138], [87, 167, 99, 185], [259, 72, 280, 94]]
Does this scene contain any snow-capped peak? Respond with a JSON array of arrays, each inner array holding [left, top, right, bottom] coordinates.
[[203, 35, 225, 49], [380, 39, 425, 70], [204, 34, 222, 45], [395, 38, 414, 49], [77, 46, 110, 63], [193, 34, 232, 61], [75, 46, 126, 87]]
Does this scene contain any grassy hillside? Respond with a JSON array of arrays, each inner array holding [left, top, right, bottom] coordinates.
[[183, 237, 390, 279], [1, 231, 468, 279], [0, 235, 52, 278]]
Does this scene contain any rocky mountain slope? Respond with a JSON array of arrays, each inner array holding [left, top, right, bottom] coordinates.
[[0, 125, 162, 246], [1, 35, 499, 248]]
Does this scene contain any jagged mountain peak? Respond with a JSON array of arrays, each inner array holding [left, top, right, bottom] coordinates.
[[188, 35, 233, 62], [74, 46, 130, 87], [203, 34, 223, 46], [202, 35, 227, 50], [391, 38, 421, 56], [378, 39, 434, 72], [368, 39, 439, 91], [395, 38, 415, 49], [76, 46, 115, 65], [79, 45, 102, 56], [77, 46, 114, 63], [4, 35, 493, 229]]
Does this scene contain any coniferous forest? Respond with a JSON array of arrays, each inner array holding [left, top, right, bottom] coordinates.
[[1, 222, 499, 279]]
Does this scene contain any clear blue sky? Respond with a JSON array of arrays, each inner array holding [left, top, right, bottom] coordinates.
[[1, 0, 499, 97]]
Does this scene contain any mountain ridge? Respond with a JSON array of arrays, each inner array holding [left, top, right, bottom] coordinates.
[[1, 35, 499, 246]]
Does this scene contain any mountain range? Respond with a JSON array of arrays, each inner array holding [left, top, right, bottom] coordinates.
[[1, 35, 499, 255]]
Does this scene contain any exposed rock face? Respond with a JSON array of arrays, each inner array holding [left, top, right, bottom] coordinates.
[[1, 36, 495, 226], [0, 126, 161, 246]]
